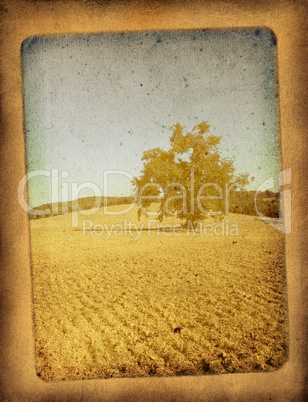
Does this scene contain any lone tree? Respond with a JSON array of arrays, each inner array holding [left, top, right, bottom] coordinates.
[[134, 122, 249, 226]]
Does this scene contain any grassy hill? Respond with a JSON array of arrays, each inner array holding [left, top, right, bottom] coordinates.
[[29, 190, 280, 220], [29, 195, 135, 219]]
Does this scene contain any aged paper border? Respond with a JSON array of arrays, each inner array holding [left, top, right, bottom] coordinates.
[[0, 0, 307, 399]]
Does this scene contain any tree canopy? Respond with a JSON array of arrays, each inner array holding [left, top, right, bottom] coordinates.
[[134, 122, 249, 225]]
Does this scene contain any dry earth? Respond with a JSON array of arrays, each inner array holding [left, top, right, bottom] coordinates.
[[30, 204, 288, 381]]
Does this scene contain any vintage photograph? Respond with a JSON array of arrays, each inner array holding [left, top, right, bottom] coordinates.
[[21, 29, 288, 380]]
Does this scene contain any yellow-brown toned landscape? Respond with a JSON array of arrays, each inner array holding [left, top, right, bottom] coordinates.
[[30, 204, 288, 381]]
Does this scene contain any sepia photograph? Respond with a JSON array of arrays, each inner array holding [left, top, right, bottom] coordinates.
[[20, 29, 288, 381], [1, 0, 306, 400]]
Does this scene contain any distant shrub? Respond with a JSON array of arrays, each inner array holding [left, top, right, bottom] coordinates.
[[229, 190, 279, 218]]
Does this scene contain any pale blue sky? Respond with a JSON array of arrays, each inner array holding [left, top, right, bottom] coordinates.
[[22, 29, 279, 208]]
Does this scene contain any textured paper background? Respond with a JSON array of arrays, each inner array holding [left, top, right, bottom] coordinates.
[[0, 0, 307, 400]]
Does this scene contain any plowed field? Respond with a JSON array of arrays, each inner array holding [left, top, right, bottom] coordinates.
[[30, 204, 288, 380]]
